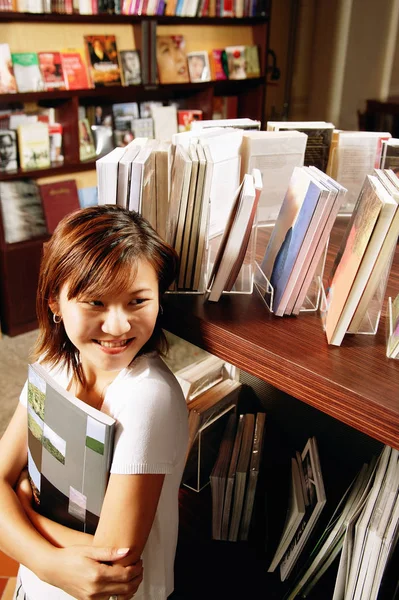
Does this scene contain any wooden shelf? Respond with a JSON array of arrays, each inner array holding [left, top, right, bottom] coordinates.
[[0, 160, 96, 181], [162, 217, 399, 451], [0, 11, 269, 23]]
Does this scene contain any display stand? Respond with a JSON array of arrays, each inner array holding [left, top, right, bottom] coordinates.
[[182, 403, 236, 492], [253, 240, 328, 315], [386, 296, 399, 359], [319, 243, 396, 337]]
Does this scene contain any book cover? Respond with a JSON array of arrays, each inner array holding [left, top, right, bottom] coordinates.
[[325, 175, 384, 344], [38, 51, 66, 91], [187, 50, 211, 83], [175, 355, 225, 401], [0, 43, 17, 93], [84, 35, 122, 87], [78, 186, 98, 208], [39, 179, 80, 235], [60, 49, 90, 90], [0, 130, 18, 172], [225, 45, 247, 80], [0, 180, 47, 244], [177, 109, 203, 132], [210, 413, 236, 540], [78, 118, 97, 161], [156, 36, 189, 84], [210, 49, 228, 81], [119, 49, 141, 85], [380, 138, 399, 175], [27, 363, 115, 534], [244, 45, 260, 78], [12, 52, 44, 93], [17, 122, 50, 171], [221, 413, 245, 540]]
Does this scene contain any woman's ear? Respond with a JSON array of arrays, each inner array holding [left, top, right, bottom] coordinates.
[[48, 297, 60, 317]]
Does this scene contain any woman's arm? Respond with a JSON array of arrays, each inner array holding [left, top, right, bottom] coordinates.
[[0, 403, 143, 599]]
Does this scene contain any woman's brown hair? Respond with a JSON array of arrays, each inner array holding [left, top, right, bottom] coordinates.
[[34, 205, 178, 383]]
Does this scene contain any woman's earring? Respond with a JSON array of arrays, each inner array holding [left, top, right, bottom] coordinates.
[[53, 313, 62, 324]]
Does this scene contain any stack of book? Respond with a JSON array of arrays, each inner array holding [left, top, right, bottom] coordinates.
[[325, 169, 399, 346], [256, 165, 348, 317], [285, 445, 399, 600], [210, 411, 266, 542], [267, 436, 326, 581]]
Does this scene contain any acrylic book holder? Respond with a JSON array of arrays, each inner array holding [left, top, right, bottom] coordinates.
[[182, 403, 236, 493], [386, 297, 399, 359], [320, 242, 396, 338], [253, 238, 328, 315]]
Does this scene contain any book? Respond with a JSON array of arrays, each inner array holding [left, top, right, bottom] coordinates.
[[0, 43, 17, 93], [267, 456, 307, 572], [271, 171, 327, 317], [187, 51, 211, 83], [38, 52, 66, 91], [210, 49, 228, 81], [380, 138, 399, 174], [192, 117, 261, 132], [221, 413, 245, 540], [0, 180, 47, 244], [12, 52, 44, 92], [244, 45, 260, 78], [224, 45, 247, 80], [228, 413, 255, 541], [175, 354, 225, 401], [60, 49, 90, 90], [156, 35, 189, 84], [78, 186, 98, 208], [0, 130, 18, 172], [267, 120, 335, 174], [329, 174, 398, 346], [133, 117, 154, 139], [290, 170, 347, 316], [96, 146, 126, 205], [39, 179, 80, 234], [151, 105, 178, 142], [324, 175, 384, 345], [279, 437, 326, 581], [239, 130, 308, 224], [177, 143, 199, 288], [116, 141, 142, 209], [210, 412, 237, 540], [17, 122, 51, 171], [119, 49, 141, 85], [27, 362, 115, 534], [84, 35, 122, 87], [239, 411, 266, 541], [166, 143, 192, 247], [154, 140, 172, 241], [348, 170, 399, 335], [78, 118, 97, 161], [177, 109, 203, 132]]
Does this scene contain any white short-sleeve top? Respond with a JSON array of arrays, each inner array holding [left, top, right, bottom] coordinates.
[[19, 352, 189, 600]]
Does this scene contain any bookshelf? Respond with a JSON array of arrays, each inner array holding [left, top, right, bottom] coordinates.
[[162, 217, 399, 451], [0, 12, 270, 336]]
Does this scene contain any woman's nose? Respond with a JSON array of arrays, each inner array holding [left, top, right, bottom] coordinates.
[[101, 308, 131, 336]]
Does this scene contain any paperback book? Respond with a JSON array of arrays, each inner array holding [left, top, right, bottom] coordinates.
[[0, 43, 17, 93], [27, 363, 115, 534], [187, 51, 211, 83], [38, 52, 66, 91], [119, 49, 141, 85], [84, 35, 122, 87], [17, 122, 51, 171], [0, 130, 18, 172], [12, 52, 44, 92], [60, 49, 90, 90]]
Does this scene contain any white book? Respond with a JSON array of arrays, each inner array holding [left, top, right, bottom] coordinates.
[[191, 145, 213, 291], [116, 142, 141, 208], [96, 147, 126, 206], [240, 130, 307, 224], [167, 144, 192, 249], [344, 445, 392, 600], [152, 105, 178, 142], [268, 457, 306, 573], [178, 144, 199, 288], [155, 141, 172, 241], [128, 140, 157, 214], [192, 118, 261, 131], [280, 437, 326, 581]]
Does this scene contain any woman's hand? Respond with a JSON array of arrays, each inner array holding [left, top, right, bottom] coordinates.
[[15, 468, 34, 515], [43, 546, 143, 600]]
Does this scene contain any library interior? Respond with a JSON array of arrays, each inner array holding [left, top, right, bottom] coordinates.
[[0, 0, 398, 599]]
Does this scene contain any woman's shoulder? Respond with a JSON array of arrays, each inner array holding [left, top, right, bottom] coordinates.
[[118, 352, 185, 401]]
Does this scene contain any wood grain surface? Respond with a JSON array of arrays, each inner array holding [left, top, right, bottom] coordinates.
[[163, 217, 399, 449]]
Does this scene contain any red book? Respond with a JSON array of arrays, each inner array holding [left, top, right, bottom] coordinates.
[[60, 51, 90, 90], [38, 52, 66, 91], [177, 109, 203, 132], [39, 180, 80, 235]]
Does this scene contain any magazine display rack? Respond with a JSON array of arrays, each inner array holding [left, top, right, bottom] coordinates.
[[319, 242, 396, 337], [253, 238, 328, 315]]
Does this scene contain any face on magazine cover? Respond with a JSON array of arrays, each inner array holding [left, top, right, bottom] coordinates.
[[157, 37, 189, 83], [50, 259, 160, 380], [188, 54, 206, 82], [0, 133, 17, 169]]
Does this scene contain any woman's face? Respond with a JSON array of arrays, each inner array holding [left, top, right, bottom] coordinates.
[[50, 259, 159, 379], [157, 37, 189, 84]]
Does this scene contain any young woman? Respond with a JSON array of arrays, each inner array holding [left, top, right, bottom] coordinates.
[[0, 205, 189, 600]]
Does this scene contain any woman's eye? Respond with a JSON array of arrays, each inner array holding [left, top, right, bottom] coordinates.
[[87, 300, 103, 307], [131, 298, 146, 305]]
